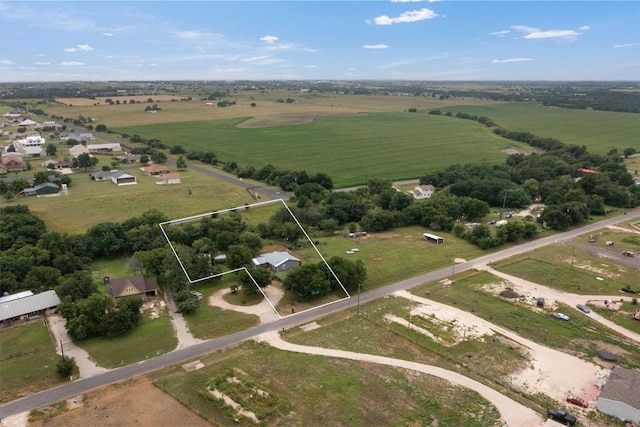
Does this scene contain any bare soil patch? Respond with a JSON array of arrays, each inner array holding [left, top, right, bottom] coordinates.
[[237, 112, 363, 128], [500, 146, 543, 155], [27, 377, 212, 427]]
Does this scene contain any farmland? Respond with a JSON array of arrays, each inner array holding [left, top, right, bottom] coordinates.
[[37, 90, 639, 188]]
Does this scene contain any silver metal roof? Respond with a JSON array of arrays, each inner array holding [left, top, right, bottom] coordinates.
[[0, 290, 61, 321]]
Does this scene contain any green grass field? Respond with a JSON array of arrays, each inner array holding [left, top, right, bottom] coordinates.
[[115, 112, 528, 188], [0, 320, 66, 403], [78, 308, 177, 368], [439, 103, 640, 155], [184, 280, 260, 340], [4, 161, 257, 234]]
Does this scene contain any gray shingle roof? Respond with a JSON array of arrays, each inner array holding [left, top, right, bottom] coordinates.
[[599, 366, 640, 410]]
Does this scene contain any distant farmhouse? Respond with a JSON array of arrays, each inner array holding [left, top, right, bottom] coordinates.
[[0, 152, 26, 174], [412, 184, 435, 200]]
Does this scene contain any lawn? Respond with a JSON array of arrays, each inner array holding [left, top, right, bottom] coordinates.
[[0, 320, 66, 403], [296, 225, 488, 288], [77, 308, 177, 368], [183, 280, 260, 340], [439, 102, 640, 155], [152, 340, 502, 427]]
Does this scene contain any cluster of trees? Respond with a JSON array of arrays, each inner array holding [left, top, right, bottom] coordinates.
[[58, 294, 143, 340], [223, 162, 334, 191], [283, 256, 366, 299]]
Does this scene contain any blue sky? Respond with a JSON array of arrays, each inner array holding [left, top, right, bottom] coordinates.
[[1, 1, 639, 82]]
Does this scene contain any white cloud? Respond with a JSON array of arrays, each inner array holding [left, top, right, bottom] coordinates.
[[613, 43, 638, 48], [492, 58, 534, 63], [363, 44, 389, 50], [490, 30, 510, 36], [174, 30, 204, 39], [64, 44, 94, 52], [0, 59, 13, 65], [511, 25, 580, 41], [579, 25, 591, 31], [260, 35, 279, 44], [34, 61, 51, 65], [61, 61, 84, 66], [102, 32, 113, 37], [368, 8, 439, 26]]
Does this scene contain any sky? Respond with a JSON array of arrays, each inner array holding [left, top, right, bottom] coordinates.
[[0, 1, 639, 82]]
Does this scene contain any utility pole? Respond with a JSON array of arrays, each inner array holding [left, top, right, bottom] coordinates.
[[357, 283, 361, 315]]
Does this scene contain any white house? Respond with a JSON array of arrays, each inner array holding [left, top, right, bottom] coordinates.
[[14, 135, 45, 148], [412, 184, 435, 200], [597, 366, 640, 423]]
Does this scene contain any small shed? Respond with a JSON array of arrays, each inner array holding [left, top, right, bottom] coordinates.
[[423, 233, 444, 244]]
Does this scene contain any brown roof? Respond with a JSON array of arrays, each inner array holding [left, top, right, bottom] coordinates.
[[143, 164, 170, 174], [599, 366, 640, 410], [163, 173, 181, 180], [107, 276, 159, 299]]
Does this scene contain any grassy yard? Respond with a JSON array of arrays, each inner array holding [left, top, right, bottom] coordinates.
[[152, 340, 502, 427], [297, 225, 488, 288], [0, 320, 66, 403], [183, 280, 260, 340], [77, 308, 177, 368]]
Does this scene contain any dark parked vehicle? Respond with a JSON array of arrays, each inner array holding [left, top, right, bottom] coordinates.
[[576, 304, 591, 313], [537, 297, 545, 307], [547, 409, 577, 426]]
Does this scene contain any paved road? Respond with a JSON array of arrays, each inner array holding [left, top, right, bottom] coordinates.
[[2, 210, 639, 418]]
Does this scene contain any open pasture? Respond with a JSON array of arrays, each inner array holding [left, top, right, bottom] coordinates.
[[18, 163, 256, 234], [116, 112, 526, 188], [45, 91, 499, 127], [439, 102, 640, 155]]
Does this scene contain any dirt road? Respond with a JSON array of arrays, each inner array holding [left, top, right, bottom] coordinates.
[[257, 330, 544, 427]]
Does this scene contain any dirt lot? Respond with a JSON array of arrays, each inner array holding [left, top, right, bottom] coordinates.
[[27, 377, 212, 427]]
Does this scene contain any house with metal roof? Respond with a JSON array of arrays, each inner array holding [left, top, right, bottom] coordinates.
[[252, 251, 301, 272], [597, 366, 640, 423], [0, 290, 61, 326]]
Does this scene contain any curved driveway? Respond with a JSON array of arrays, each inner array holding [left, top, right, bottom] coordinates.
[[1, 209, 639, 420]]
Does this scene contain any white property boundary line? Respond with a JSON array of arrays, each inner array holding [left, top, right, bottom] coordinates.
[[159, 198, 351, 319]]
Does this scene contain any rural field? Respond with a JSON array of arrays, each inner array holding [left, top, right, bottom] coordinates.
[[39, 91, 639, 188]]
